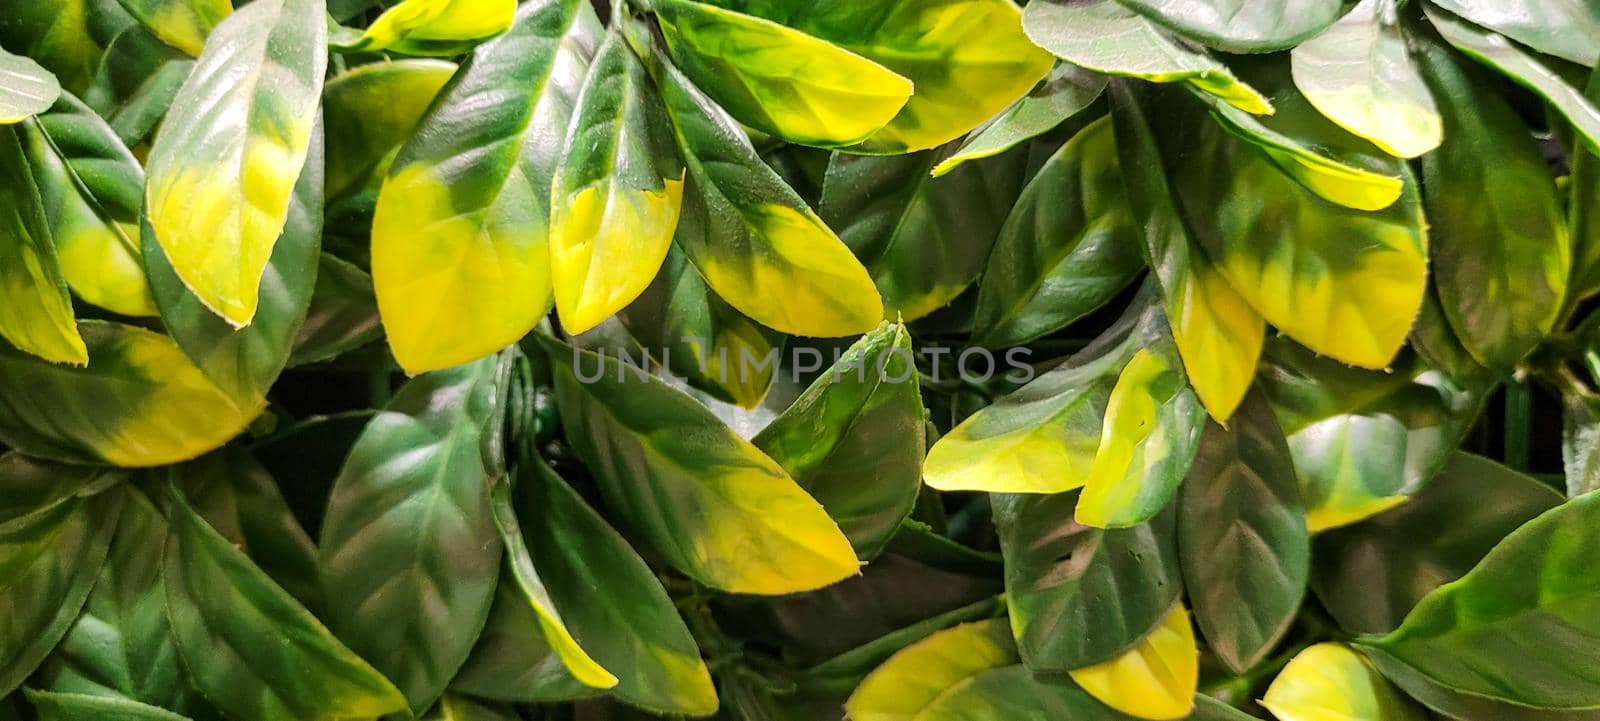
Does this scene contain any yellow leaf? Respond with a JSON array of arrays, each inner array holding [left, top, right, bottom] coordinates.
[[1262, 644, 1428, 721], [1069, 604, 1198, 721]]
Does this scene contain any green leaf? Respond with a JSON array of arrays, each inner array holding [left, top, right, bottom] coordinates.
[[82, 26, 191, 147], [617, 245, 783, 408], [819, 140, 1028, 322], [318, 355, 510, 714], [1363, 646, 1600, 721], [0, 0, 106, 95], [753, 323, 925, 559], [1426, 6, 1600, 155], [452, 581, 597, 704], [968, 117, 1141, 349], [652, 0, 911, 148], [113, 0, 229, 56], [36, 488, 213, 716], [322, 59, 454, 201], [1313, 452, 1562, 635], [0, 488, 122, 697], [25, 690, 192, 721], [372, 0, 598, 373], [1116, 0, 1343, 53], [541, 335, 859, 595], [933, 63, 1105, 178], [513, 459, 719, 715], [1067, 604, 1198, 721], [333, 0, 514, 56], [0, 123, 84, 364], [0, 321, 262, 467], [1570, 69, 1600, 307], [163, 486, 408, 721], [0, 47, 63, 123], [423, 694, 521, 721], [994, 489, 1182, 670], [144, 119, 322, 407], [287, 253, 380, 366], [1427, 0, 1600, 66], [1076, 342, 1205, 529], [655, 57, 882, 336], [143, 0, 326, 327], [1359, 491, 1600, 709], [844, 618, 1019, 721], [1110, 81, 1264, 423], [1261, 643, 1427, 721], [21, 91, 155, 317], [0, 453, 123, 525], [550, 29, 683, 335], [1259, 341, 1482, 533], [1417, 35, 1569, 372], [1025, 0, 1271, 115], [704, 0, 1053, 153], [1177, 391, 1309, 673], [1290, 0, 1442, 158]]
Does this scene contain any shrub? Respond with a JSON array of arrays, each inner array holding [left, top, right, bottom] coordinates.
[[0, 0, 1597, 719]]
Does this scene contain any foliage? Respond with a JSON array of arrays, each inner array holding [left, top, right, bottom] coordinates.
[[0, 0, 1598, 719]]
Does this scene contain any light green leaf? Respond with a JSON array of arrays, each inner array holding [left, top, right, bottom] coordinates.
[[143, 0, 326, 327], [287, 253, 380, 366], [144, 118, 322, 406], [969, 116, 1141, 349], [653, 0, 911, 147], [0, 0, 107, 95], [934, 63, 1105, 178], [163, 487, 408, 721], [1178, 391, 1309, 673], [1428, 0, 1600, 66], [25, 690, 192, 721], [1067, 604, 1198, 721], [1359, 491, 1600, 709], [845, 618, 1019, 721], [1262, 644, 1427, 721], [1025, 0, 1271, 115], [372, 0, 599, 373], [1117, 0, 1342, 53], [319, 355, 510, 714], [995, 488, 1182, 671], [322, 59, 455, 200], [656, 57, 882, 336], [1418, 34, 1569, 371], [754, 323, 925, 559], [0, 123, 84, 364], [334, 0, 514, 56], [550, 29, 683, 335], [542, 335, 859, 595], [819, 139, 1028, 322], [0, 321, 262, 467], [1291, 0, 1442, 158], [114, 0, 230, 55], [0, 47, 62, 123], [1570, 68, 1600, 307]]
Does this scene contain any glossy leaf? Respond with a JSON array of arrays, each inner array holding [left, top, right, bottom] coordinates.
[[969, 117, 1141, 348], [163, 488, 408, 721], [452, 580, 596, 704], [372, 0, 598, 373], [515, 460, 719, 715], [820, 139, 1028, 322], [1313, 452, 1562, 635], [143, 0, 325, 327], [25, 691, 192, 721], [1360, 491, 1600, 709], [653, 0, 911, 147], [287, 253, 380, 366], [1571, 69, 1600, 307], [656, 58, 882, 336], [322, 59, 454, 200], [1117, 0, 1342, 53], [114, 0, 229, 56], [0, 124, 84, 364], [1068, 604, 1198, 721], [144, 120, 322, 406], [542, 335, 859, 595], [81, 26, 191, 147], [1177, 391, 1310, 673], [1418, 36, 1569, 371], [334, 0, 515, 56], [0, 489, 122, 697], [1025, 0, 1271, 115], [845, 618, 1019, 721], [994, 489, 1182, 670], [0, 47, 62, 123], [0, 321, 262, 467], [1363, 646, 1600, 721], [22, 92, 155, 317], [318, 355, 509, 713], [1428, 0, 1600, 66], [706, 0, 1053, 153], [1262, 644, 1427, 721], [934, 63, 1105, 178], [1110, 82, 1264, 423], [1291, 0, 1442, 158], [0, 0, 104, 96], [0, 453, 123, 525], [753, 323, 924, 559], [550, 29, 683, 334]]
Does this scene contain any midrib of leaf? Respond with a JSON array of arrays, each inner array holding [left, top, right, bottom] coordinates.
[[34, 118, 143, 258]]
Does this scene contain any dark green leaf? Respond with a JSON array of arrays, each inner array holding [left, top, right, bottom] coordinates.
[[287, 253, 380, 367], [25, 690, 192, 721]]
